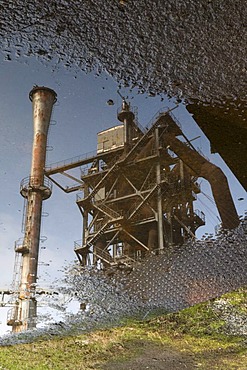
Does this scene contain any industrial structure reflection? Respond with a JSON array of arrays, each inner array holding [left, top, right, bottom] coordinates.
[[8, 91, 239, 332], [46, 99, 239, 268], [8, 87, 57, 332]]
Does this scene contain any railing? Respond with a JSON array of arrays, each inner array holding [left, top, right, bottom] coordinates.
[[14, 238, 30, 253], [114, 253, 137, 264], [20, 176, 52, 192], [116, 104, 146, 134], [194, 209, 206, 223], [88, 220, 112, 247], [131, 106, 146, 133], [20, 176, 52, 200], [80, 164, 91, 177], [45, 150, 97, 172], [74, 239, 83, 250], [7, 308, 23, 326], [7, 308, 15, 323], [75, 215, 111, 251], [93, 247, 113, 264], [15, 237, 24, 249], [94, 202, 123, 220], [144, 106, 173, 130]]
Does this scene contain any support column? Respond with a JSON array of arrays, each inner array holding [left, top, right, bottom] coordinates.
[[155, 128, 164, 253], [117, 99, 135, 153], [9, 87, 56, 333], [148, 225, 158, 251]]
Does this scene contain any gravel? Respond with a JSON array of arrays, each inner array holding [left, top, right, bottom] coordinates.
[[0, 0, 246, 103]]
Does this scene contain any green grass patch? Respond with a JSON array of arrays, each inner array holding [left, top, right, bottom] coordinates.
[[0, 289, 246, 369]]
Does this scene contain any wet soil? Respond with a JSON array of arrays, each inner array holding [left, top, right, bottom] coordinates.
[[100, 341, 196, 370]]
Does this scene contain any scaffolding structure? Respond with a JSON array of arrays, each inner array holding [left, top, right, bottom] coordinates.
[[45, 102, 218, 270], [45, 100, 238, 270], [7, 95, 239, 333], [74, 104, 207, 267]]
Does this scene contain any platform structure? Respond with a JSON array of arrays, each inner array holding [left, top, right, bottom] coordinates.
[[46, 102, 209, 269]]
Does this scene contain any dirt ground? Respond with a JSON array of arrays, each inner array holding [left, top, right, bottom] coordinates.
[[100, 342, 196, 370]]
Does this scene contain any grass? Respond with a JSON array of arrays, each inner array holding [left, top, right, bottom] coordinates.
[[220, 289, 247, 314], [0, 289, 247, 369]]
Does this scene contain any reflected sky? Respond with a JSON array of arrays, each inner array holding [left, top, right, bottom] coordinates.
[[0, 0, 246, 338], [0, 56, 245, 335]]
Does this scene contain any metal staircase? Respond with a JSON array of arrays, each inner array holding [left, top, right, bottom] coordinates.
[[93, 247, 114, 266], [93, 202, 122, 220]]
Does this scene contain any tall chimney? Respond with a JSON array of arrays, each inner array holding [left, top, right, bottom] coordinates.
[[117, 99, 135, 151], [9, 87, 57, 332]]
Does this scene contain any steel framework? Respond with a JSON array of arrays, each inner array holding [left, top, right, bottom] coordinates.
[[46, 101, 236, 269], [8, 97, 239, 333]]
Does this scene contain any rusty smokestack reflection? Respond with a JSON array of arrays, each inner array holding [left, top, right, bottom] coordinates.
[[9, 87, 56, 332]]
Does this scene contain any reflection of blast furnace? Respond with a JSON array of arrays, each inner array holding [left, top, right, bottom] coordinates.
[[45, 100, 239, 269], [8, 87, 56, 332]]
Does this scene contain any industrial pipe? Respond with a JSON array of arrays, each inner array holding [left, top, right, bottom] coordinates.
[[161, 133, 239, 230], [11, 87, 56, 332]]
